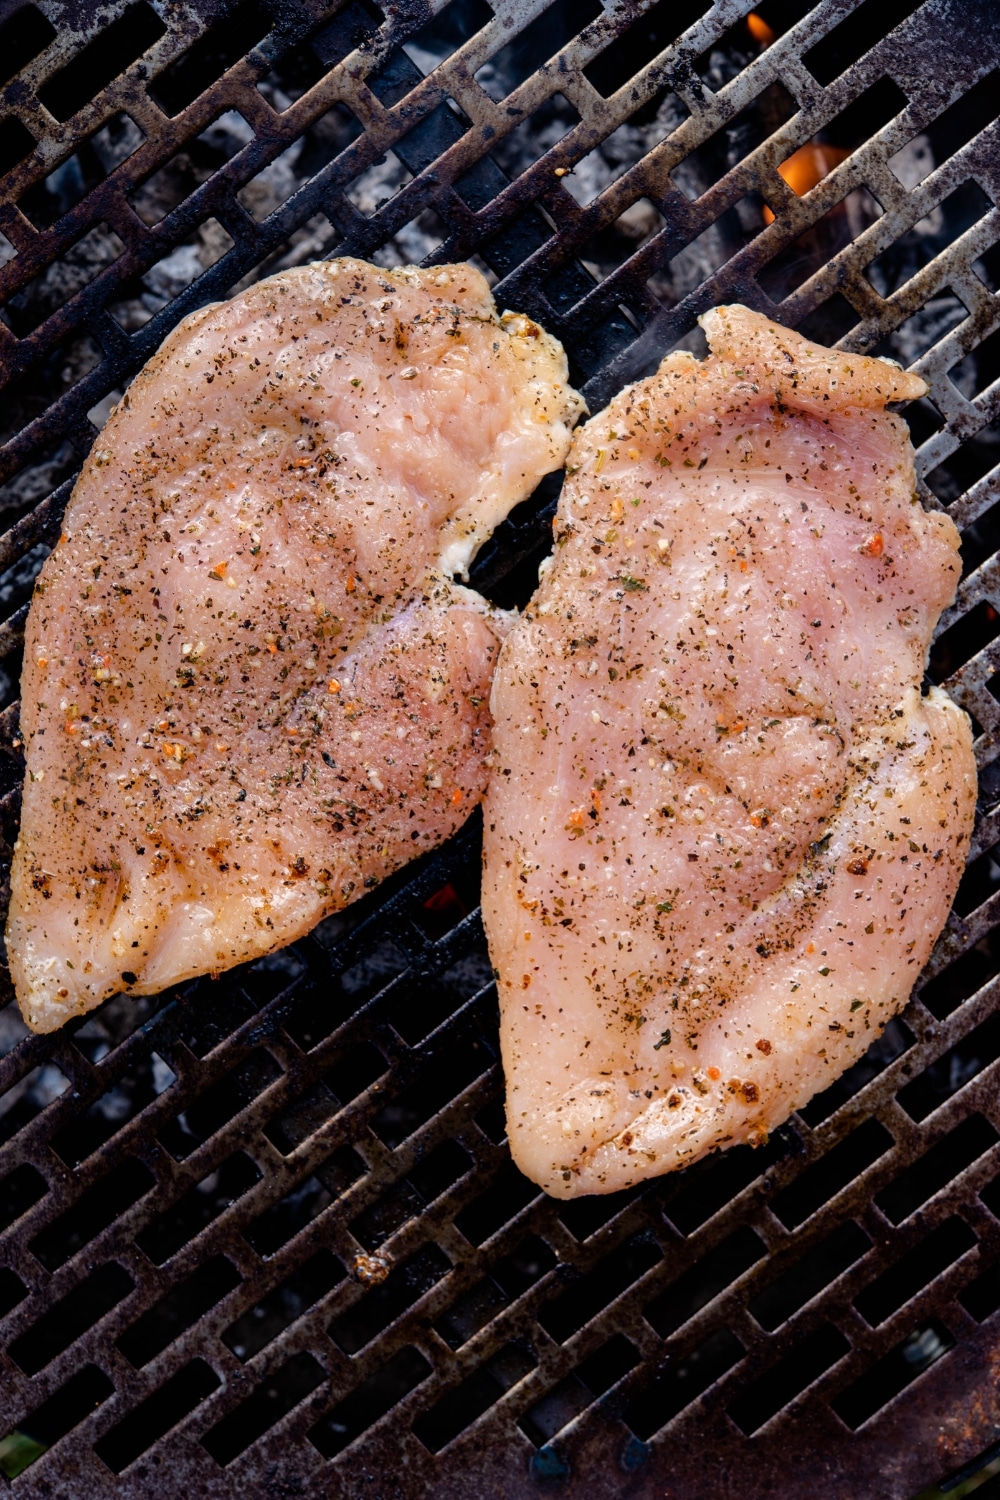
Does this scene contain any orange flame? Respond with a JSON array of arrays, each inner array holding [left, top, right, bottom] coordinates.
[[763, 142, 850, 223], [747, 12, 776, 45]]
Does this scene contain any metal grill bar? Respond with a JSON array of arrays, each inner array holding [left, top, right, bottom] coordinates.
[[1, 0, 1000, 1495]]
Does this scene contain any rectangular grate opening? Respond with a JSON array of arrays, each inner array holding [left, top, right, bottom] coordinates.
[[959, 1248, 1000, 1323], [0, 1061, 71, 1147], [897, 1014, 1000, 1120], [95, 1360, 222, 1473], [584, 0, 711, 98], [330, 1244, 451, 1354], [412, 1342, 535, 1453], [29, 1158, 155, 1270], [0, 1161, 47, 1231], [454, 1159, 539, 1246], [802, 0, 927, 84], [117, 1256, 242, 1368], [556, 1184, 643, 1242], [9, 1260, 133, 1374], [854, 1217, 977, 1326], [49, 1049, 173, 1165], [622, 1328, 745, 1440], [474, 0, 600, 103], [539, 1234, 662, 1343], [520, 1336, 640, 1447], [728, 1324, 850, 1434], [349, 1142, 472, 1251], [0, 6, 55, 91], [202, 1351, 326, 1465], [37, 3, 166, 123], [312, 1345, 433, 1457], [159, 1049, 281, 1160], [644, 1228, 766, 1338], [832, 1321, 955, 1429], [749, 1221, 872, 1331], [240, 1165, 334, 1258], [136, 1153, 261, 1265], [18, 125, 144, 230], [223, 1249, 343, 1361], [0, 1266, 26, 1319], [433, 1235, 555, 1350], [150, 2, 275, 116], [771, 1120, 894, 1229], [666, 1131, 792, 1234], [0, 118, 36, 180], [889, 67, 1000, 188], [875, 1116, 999, 1223], [1, 1365, 114, 1472]]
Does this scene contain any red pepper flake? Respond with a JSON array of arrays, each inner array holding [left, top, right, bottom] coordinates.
[[749, 807, 771, 828], [590, 788, 602, 812], [755, 1038, 772, 1055], [346, 575, 356, 594], [450, 788, 463, 806], [707, 1066, 721, 1081], [859, 530, 884, 558], [209, 560, 228, 579], [328, 679, 341, 694]]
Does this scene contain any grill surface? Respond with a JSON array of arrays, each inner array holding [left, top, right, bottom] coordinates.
[[1, 1, 1000, 1495]]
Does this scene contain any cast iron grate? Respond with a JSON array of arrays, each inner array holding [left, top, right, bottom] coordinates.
[[0, 0, 999, 1495]]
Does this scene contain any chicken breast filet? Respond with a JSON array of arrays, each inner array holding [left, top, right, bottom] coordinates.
[[10, 258, 584, 1032], [483, 305, 976, 1197]]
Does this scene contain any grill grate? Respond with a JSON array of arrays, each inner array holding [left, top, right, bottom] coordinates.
[[1, 0, 1000, 1494]]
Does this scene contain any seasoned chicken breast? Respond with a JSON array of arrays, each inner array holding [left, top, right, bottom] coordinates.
[[10, 258, 584, 1032], [483, 305, 976, 1197]]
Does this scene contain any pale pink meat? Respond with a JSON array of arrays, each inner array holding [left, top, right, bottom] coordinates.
[[483, 305, 976, 1197], [9, 257, 584, 1032]]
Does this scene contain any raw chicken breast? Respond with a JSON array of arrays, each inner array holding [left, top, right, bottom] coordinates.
[[483, 304, 976, 1197], [10, 258, 584, 1032]]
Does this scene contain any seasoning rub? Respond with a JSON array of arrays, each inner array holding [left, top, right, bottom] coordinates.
[[9, 258, 584, 1032], [483, 304, 976, 1197]]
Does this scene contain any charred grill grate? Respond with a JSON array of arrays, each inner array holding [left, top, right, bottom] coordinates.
[[0, 0, 999, 1494]]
